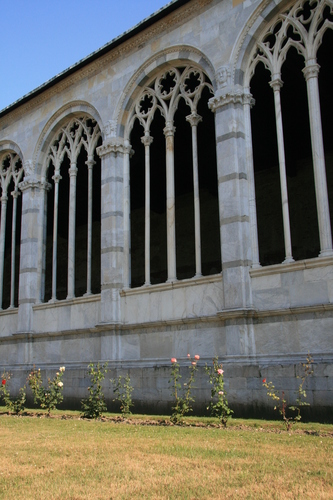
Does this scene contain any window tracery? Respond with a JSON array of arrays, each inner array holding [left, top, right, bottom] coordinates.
[[0, 152, 24, 309], [42, 116, 101, 301], [125, 66, 220, 287], [246, 0, 333, 266]]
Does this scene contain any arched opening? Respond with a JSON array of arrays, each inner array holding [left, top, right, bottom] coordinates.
[[42, 116, 101, 302], [128, 66, 221, 288], [0, 153, 23, 309], [249, 0, 333, 265]]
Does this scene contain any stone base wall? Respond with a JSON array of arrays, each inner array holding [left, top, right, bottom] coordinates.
[[1, 316, 332, 421]]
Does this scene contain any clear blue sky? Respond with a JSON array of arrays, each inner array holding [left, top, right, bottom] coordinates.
[[0, 0, 170, 111]]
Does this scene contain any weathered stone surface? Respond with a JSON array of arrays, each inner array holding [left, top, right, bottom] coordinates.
[[0, 0, 332, 416]]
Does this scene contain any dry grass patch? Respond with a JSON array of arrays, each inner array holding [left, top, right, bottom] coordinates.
[[0, 414, 332, 499]]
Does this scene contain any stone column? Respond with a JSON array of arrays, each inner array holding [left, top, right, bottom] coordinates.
[[243, 89, 260, 268], [97, 139, 126, 324], [10, 189, 20, 308], [186, 112, 202, 278], [270, 77, 294, 264], [123, 141, 133, 289], [163, 122, 177, 282], [86, 157, 95, 295], [303, 61, 333, 257], [17, 177, 46, 332], [35, 180, 51, 304], [67, 163, 78, 299], [209, 85, 255, 356], [141, 134, 153, 286], [0, 194, 8, 309], [51, 173, 61, 302]]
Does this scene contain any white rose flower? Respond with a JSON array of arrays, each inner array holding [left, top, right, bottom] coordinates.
[[57, 381, 63, 387], [59, 366, 65, 372]]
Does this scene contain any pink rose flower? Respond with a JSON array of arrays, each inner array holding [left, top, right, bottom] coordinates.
[[171, 358, 177, 363], [217, 368, 224, 375], [194, 355, 200, 360], [191, 361, 196, 366]]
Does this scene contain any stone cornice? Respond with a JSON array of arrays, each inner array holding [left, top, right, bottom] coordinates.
[[0, 0, 213, 128]]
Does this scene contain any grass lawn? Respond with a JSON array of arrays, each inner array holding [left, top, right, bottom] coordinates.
[[0, 412, 332, 499]]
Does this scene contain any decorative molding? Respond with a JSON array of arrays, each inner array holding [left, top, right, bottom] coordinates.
[[216, 66, 231, 89]]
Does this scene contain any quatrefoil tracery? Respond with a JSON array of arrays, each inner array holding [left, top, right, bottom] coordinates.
[[128, 66, 213, 137], [0, 153, 23, 196], [247, 0, 333, 84], [46, 116, 101, 173]]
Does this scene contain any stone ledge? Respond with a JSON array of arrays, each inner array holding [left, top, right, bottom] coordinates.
[[250, 255, 333, 278], [120, 273, 222, 296], [33, 294, 101, 311]]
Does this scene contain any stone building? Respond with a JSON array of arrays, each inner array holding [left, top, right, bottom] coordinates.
[[0, 0, 332, 416]]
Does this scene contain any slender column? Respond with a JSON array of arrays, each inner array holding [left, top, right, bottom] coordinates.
[[0, 195, 8, 309], [9, 190, 20, 308], [123, 142, 132, 289], [50, 173, 61, 301], [163, 122, 177, 282], [85, 157, 95, 295], [67, 163, 78, 299], [303, 61, 333, 257], [243, 91, 260, 268], [36, 181, 51, 304], [141, 134, 153, 286], [186, 112, 202, 277], [270, 77, 294, 264]]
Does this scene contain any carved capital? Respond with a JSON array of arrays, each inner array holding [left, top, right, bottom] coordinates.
[[141, 135, 154, 147], [11, 189, 20, 199], [303, 62, 320, 81], [0, 195, 8, 204], [209, 87, 252, 111], [52, 173, 62, 183], [85, 159, 96, 169], [163, 123, 176, 137], [186, 112, 202, 127], [269, 77, 283, 91], [69, 164, 78, 177], [97, 138, 130, 158], [19, 179, 49, 192]]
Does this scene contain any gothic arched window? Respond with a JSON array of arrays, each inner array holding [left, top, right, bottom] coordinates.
[[42, 116, 101, 302], [0, 153, 23, 309], [247, 0, 333, 266], [126, 66, 221, 287]]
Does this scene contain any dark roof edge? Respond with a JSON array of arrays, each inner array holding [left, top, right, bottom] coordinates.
[[0, 0, 192, 119]]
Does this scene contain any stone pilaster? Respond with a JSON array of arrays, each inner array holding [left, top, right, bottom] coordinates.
[[17, 176, 47, 332], [97, 139, 126, 324], [209, 84, 255, 356]]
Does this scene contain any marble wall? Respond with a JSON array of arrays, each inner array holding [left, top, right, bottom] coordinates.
[[0, 0, 332, 417]]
